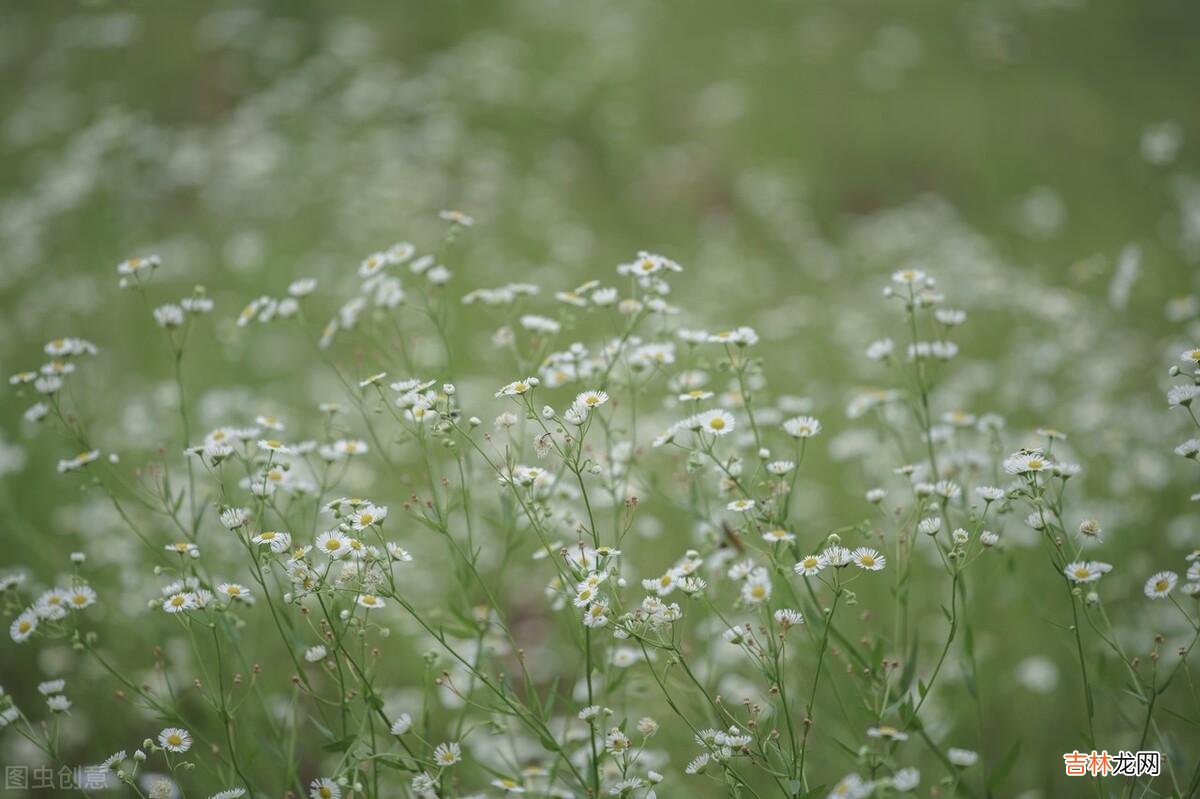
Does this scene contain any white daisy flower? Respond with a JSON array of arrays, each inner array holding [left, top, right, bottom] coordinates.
[[216, 583, 253, 603], [35, 375, 63, 395], [794, 554, 827, 576], [762, 528, 795, 543], [774, 608, 804, 628], [823, 546, 853, 567], [5, 610, 33, 643], [490, 777, 526, 793], [67, 585, 97, 610], [783, 416, 822, 438], [947, 748, 978, 767], [252, 531, 292, 553], [867, 725, 909, 741], [582, 601, 610, 628], [1002, 450, 1053, 474], [219, 503, 249, 527], [117, 254, 161, 276], [495, 377, 539, 398], [438, 209, 474, 226], [1144, 571, 1178, 599], [315, 531, 352, 558], [740, 572, 772, 604], [866, 338, 894, 360], [917, 517, 942, 535], [433, 741, 462, 766], [678, 388, 715, 402], [574, 390, 609, 411], [38, 679, 65, 695], [35, 589, 70, 619], [1064, 562, 1111, 584], [153, 304, 185, 328], [696, 409, 735, 437], [158, 727, 192, 753], [162, 593, 198, 614], [851, 547, 886, 571], [349, 504, 387, 529], [891, 268, 927, 285], [309, 777, 341, 799], [56, 450, 100, 473], [892, 768, 920, 791]]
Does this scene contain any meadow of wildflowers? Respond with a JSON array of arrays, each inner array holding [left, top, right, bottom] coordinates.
[[2, 4, 1200, 799]]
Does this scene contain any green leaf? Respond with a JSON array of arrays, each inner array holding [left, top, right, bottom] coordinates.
[[322, 735, 357, 753], [987, 740, 1020, 793], [311, 716, 336, 742], [898, 632, 920, 694]]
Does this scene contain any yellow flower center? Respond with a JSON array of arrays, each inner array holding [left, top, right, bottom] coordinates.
[[168, 734, 182, 746], [1156, 580, 1169, 592], [709, 417, 725, 430]]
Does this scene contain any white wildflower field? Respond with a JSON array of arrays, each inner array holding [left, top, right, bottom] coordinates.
[[2, 5, 1199, 799]]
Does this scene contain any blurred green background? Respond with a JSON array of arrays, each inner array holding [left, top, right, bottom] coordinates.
[[2, 1, 1200, 797]]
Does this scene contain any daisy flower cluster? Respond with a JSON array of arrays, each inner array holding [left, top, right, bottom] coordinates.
[[1, 211, 1197, 799]]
